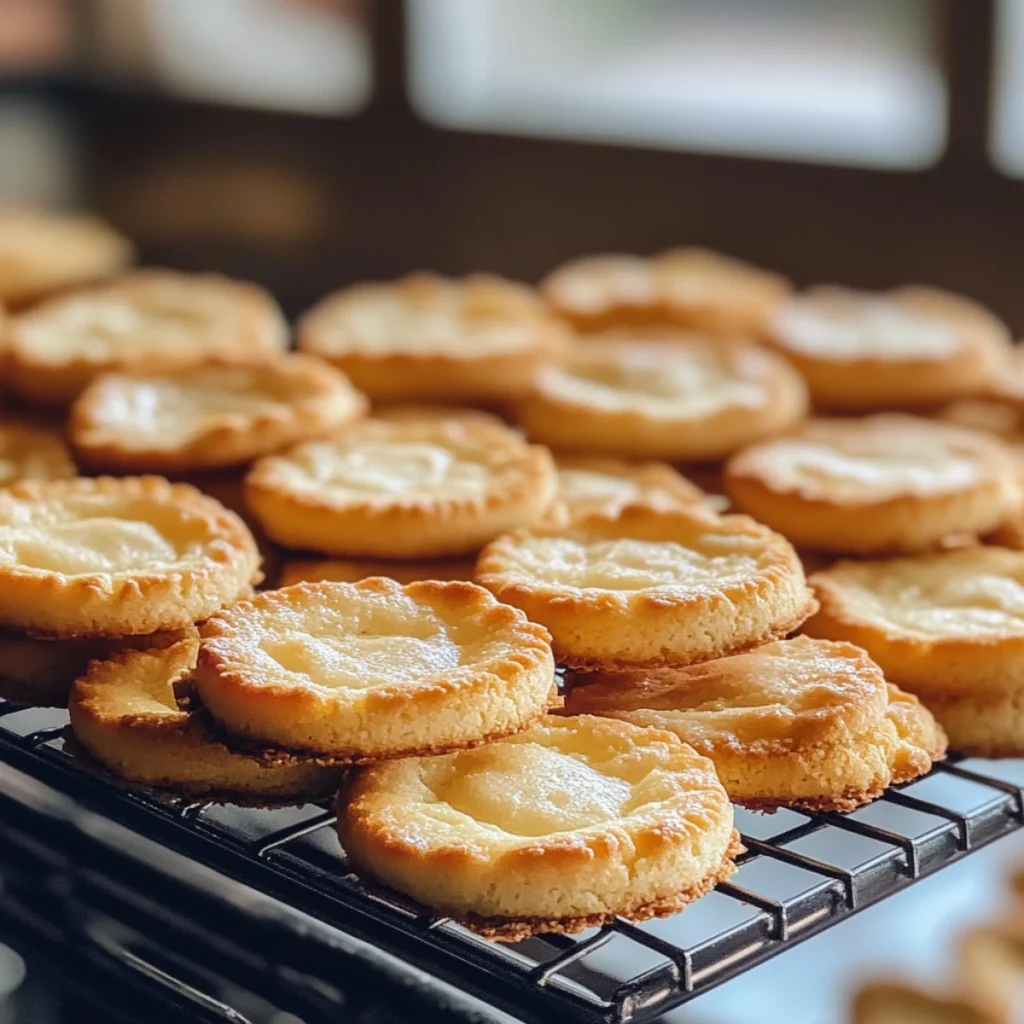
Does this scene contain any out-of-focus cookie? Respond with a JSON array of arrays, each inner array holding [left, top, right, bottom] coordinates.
[[338, 713, 740, 938], [278, 557, 476, 588], [726, 415, 1022, 554], [245, 416, 557, 558], [804, 547, 1024, 755], [957, 921, 1024, 1024], [476, 503, 815, 669], [297, 273, 566, 404], [564, 636, 945, 811], [6, 269, 288, 407], [768, 286, 1011, 411], [0, 420, 76, 486], [852, 982, 999, 1024], [519, 334, 808, 461], [69, 354, 367, 474]]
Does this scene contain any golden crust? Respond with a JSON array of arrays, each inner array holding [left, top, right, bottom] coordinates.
[[245, 416, 558, 558], [957, 920, 1024, 1023], [540, 248, 790, 335], [68, 632, 342, 800], [195, 578, 555, 759], [475, 503, 816, 669], [278, 557, 476, 588], [69, 354, 368, 474], [337, 714, 739, 937], [0, 419, 76, 485], [564, 636, 944, 811], [518, 333, 808, 461], [5, 269, 288, 407], [767, 285, 1011, 411], [0, 206, 133, 307], [852, 982, 997, 1024], [726, 415, 1022, 555], [297, 273, 567, 403], [0, 476, 261, 637]]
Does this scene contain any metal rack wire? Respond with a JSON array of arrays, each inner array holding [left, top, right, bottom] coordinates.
[[1, 697, 1023, 1024]]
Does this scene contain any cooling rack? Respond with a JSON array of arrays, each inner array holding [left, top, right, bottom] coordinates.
[[1, 698, 1022, 1024]]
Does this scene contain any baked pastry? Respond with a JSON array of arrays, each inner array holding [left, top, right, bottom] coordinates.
[[548, 455, 704, 525], [985, 342, 1024, 408], [0, 476, 260, 637], [373, 404, 508, 427], [767, 286, 1011, 411], [0, 420, 76, 485], [476, 503, 815, 669], [726, 415, 1022, 554], [957, 922, 1024, 1024], [195, 578, 555, 760], [338, 713, 739, 938], [297, 273, 565, 403], [540, 248, 790, 334], [69, 632, 342, 801], [6, 269, 288, 407], [245, 416, 557, 558], [804, 547, 1024, 755], [564, 636, 944, 811], [69, 354, 367, 474], [852, 983, 997, 1024], [518, 334, 808, 461], [0, 206, 133, 307], [278, 557, 476, 588]]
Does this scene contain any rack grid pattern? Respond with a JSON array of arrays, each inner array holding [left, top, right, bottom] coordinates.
[[2, 697, 1023, 1024]]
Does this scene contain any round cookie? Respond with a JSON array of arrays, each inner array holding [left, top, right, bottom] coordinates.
[[0, 420, 76, 486], [69, 354, 367, 474], [278, 557, 476, 588], [726, 415, 1022, 555], [195, 579, 555, 760], [852, 984, 995, 1024], [519, 334, 808, 461], [245, 416, 557, 558], [0, 476, 260, 637], [564, 636, 945, 811], [767, 285, 1011, 411], [6, 269, 288, 407], [297, 272, 565, 404], [338, 713, 739, 938], [476, 503, 816, 669], [69, 632, 343, 801], [804, 547, 1024, 755]]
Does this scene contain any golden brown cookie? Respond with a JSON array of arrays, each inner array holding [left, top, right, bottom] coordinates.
[[277, 557, 476, 588], [852, 983, 998, 1024], [0, 419, 75, 486]]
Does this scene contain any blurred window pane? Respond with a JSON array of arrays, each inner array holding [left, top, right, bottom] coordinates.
[[993, 0, 1024, 175], [409, 0, 946, 170]]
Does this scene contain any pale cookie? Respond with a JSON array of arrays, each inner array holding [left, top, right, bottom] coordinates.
[[0, 206, 133, 307], [475, 503, 815, 669], [278, 557, 475, 588], [338, 713, 740, 939], [804, 547, 1024, 755], [768, 285, 1011, 412], [297, 273, 566, 403], [540, 248, 790, 334], [6, 269, 288, 407], [245, 416, 557, 558], [0, 476, 260, 637], [564, 636, 945, 812], [852, 983, 998, 1024], [0, 420, 76, 486], [69, 354, 367, 474], [195, 579, 555, 760], [726, 415, 1022, 554], [519, 334, 808, 461], [69, 632, 342, 801]]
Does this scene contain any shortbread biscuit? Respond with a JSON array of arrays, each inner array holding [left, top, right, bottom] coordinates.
[[195, 579, 555, 760], [768, 286, 1011, 411], [547, 456, 704, 525], [0, 420, 76, 485], [297, 273, 565, 403], [852, 983, 997, 1024], [540, 248, 790, 334], [69, 633, 342, 800], [564, 636, 944, 811], [476, 503, 815, 669], [804, 548, 1024, 755], [726, 415, 1022, 555], [0, 476, 260, 637], [245, 416, 557, 558], [69, 354, 367, 474], [519, 334, 808, 461], [0, 206, 133, 307], [6, 269, 288, 407], [338, 713, 739, 938], [278, 557, 475, 588]]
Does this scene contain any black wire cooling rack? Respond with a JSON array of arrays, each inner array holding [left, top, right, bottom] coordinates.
[[2, 697, 1023, 1024]]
